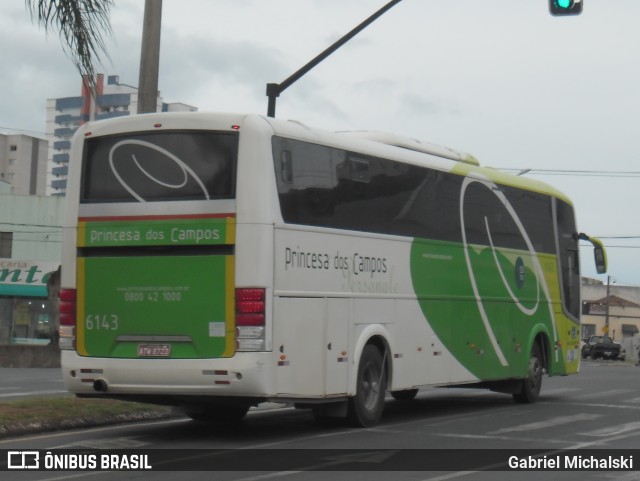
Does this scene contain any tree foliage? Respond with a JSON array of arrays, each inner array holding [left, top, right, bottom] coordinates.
[[26, 0, 114, 93]]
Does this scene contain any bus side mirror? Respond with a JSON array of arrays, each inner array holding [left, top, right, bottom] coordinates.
[[593, 245, 607, 274], [578, 233, 607, 275]]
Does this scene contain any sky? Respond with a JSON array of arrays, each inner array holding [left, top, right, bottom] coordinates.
[[1, 0, 639, 286]]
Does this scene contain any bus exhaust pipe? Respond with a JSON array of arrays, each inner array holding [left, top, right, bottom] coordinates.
[[93, 380, 108, 392]]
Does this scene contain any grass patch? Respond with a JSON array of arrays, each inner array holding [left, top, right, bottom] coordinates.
[[0, 396, 170, 424], [0, 397, 177, 436]]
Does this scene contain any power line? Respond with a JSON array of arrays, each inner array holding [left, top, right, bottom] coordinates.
[[0, 126, 48, 137], [11, 238, 62, 244], [596, 236, 640, 239], [0, 222, 63, 229], [581, 241, 640, 250], [498, 168, 640, 178], [591, 237, 640, 249]]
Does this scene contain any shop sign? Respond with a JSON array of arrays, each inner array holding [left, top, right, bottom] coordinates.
[[0, 260, 60, 297]]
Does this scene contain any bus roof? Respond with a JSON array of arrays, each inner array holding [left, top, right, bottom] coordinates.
[[73, 112, 572, 206], [264, 115, 572, 205]]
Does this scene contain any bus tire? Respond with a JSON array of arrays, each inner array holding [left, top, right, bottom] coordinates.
[[347, 344, 387, 427], [513, 343, 543, 404], [391, 389, 418, 401], [183, 403, 249, 424]]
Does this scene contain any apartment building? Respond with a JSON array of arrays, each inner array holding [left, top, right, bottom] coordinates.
[[0, 132, 48, 196], [46, 74, 197, 195]]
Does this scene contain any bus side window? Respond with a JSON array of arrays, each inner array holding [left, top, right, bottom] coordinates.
[[281, 150, 293, 184], [349, 156, 370, 183]]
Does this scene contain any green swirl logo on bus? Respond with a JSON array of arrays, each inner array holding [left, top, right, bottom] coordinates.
[[410, 175, 557, 379]]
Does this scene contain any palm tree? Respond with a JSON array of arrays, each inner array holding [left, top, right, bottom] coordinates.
[[26, 0, 114, 93]]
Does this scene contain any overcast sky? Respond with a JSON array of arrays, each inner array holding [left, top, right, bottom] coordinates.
[[1, 0, 639, 286]]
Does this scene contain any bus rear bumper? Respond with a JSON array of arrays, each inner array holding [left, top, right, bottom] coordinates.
[[60, 350, 275, 400]]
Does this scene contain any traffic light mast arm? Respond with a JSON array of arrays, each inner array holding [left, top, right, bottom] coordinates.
[[266, 0, 403, 118]]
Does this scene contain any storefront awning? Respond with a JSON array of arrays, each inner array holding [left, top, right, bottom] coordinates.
[[0, 284, 48, 297]]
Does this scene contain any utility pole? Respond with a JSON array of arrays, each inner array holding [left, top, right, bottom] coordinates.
[[605, 275, 612, 335], [138, 0, 163, 114]]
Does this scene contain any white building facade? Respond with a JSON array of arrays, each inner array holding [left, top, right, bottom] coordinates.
[[0, 189, 64, 348], [0, 133, 48, 196]]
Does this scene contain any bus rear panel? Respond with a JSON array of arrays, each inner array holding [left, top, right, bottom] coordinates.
[[60, 116, 274, 403]]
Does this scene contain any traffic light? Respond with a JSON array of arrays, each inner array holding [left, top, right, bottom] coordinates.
[[549, 0, 583, 16]]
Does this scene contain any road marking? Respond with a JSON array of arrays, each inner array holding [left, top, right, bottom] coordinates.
[[580, 420, 640, 437], [421, 472, 477, 481], [230, 471, 301, 481], [540, 387, 582, 396], [601, 472, 640, 481], [546, 400, 640, 411], [436, 433, 568, 444], [228, 451, 401, 481], [488, 413, 601, 434], [576, 388, 635, 400], [0, 389, 67, 398], [8, 473, 96, 481], [56, 437, 149, 449], [0, 418, 187, 446]]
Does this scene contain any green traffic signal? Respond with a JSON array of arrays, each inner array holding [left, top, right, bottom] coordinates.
[[549, 0, 583, 16]]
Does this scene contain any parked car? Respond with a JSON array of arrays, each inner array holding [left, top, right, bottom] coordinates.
[[581, 335, 621, 360]]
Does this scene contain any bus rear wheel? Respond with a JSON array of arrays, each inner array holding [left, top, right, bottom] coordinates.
[[513, 343, 543, 404], [347, 344, 387, 427], [183, 403, 250, 424]]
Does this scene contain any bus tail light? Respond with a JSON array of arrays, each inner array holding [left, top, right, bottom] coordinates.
[[236, 288, 265, 351], [59, 289, 77, 350]]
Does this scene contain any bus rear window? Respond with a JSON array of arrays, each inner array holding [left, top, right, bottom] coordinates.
[[80, 131, 238, 203]]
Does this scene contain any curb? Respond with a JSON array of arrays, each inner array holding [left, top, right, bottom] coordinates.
[[0, 409, 181, 440]]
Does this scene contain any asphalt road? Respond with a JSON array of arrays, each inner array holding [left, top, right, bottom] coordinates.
[[0, 368, 67, 400], [1, 360, 639, 480]]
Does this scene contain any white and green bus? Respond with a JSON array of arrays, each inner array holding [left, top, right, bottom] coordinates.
[[59, 112, 606, 427]]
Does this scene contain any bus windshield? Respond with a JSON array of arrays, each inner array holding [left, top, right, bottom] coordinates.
[[80, 131, 238, 203]]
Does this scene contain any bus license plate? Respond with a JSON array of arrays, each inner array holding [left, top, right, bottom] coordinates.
[[138, 344, 171, 357]]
